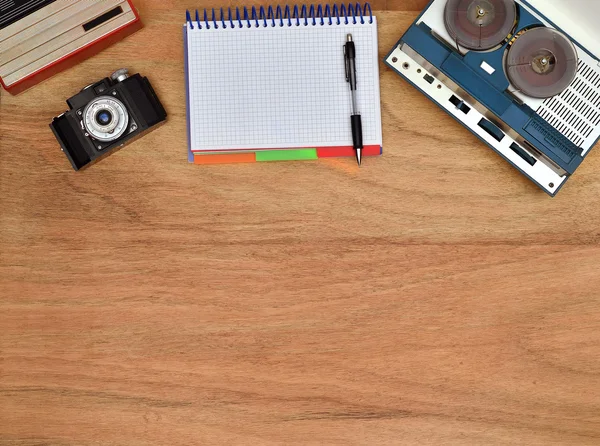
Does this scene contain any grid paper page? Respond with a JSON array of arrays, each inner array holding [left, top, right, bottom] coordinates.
[[186, 19, 381, 151]]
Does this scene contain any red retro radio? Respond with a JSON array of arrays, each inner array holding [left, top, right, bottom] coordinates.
[[0, 0, 142, 95]]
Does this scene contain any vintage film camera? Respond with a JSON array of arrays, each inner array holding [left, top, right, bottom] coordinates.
[[0, 0, 142, 94], [50, 69, 167, 170]]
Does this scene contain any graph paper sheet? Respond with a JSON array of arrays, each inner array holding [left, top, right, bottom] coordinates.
[[185, 19, 382, 152]]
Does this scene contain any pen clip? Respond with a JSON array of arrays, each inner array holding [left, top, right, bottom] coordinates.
[[344, 45, 350, 82]]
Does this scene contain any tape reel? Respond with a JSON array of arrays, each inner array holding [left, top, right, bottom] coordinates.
[[505, 27, 578, 98], [444, 0, 517, 51]]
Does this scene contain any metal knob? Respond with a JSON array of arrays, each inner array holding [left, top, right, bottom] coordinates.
[[110, 68, 129, 83]]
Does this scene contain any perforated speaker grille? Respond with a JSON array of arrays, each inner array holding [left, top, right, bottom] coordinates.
[[536, 60, 600, 148]]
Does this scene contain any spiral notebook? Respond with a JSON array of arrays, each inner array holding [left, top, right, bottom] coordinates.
[[184, 3, 382, 164]]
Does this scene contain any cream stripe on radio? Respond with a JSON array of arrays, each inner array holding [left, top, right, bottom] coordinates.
[[1, 1, 131, 64], [3, 13, 136, 86]]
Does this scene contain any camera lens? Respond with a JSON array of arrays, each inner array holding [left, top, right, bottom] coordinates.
[[95, 110, 113, 126], [83, 96, 129, 142]]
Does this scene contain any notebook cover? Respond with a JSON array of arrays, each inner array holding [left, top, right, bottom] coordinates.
[[184, 23, 194, 163]]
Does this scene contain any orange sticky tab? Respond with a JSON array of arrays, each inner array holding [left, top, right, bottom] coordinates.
[[193, 153, 256, 164]]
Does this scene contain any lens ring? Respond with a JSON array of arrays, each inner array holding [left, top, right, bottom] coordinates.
[[83, 96, 129, 142]]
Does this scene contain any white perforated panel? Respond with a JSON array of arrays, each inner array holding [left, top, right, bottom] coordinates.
[[536, 60, 600, 150]]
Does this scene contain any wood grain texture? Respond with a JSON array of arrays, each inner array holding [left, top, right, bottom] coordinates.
[[1, 1, 600, 445]]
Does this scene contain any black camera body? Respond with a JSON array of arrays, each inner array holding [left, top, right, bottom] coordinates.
[[50, 69, 167, 170]]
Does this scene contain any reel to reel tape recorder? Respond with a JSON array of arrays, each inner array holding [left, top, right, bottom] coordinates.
[[386, 0, 600, 195]]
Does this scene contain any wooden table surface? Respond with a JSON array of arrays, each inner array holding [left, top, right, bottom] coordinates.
[[2, 1, 600, 444]]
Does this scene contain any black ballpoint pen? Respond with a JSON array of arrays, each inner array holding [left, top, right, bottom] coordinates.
[[344, 33, 363, 166]]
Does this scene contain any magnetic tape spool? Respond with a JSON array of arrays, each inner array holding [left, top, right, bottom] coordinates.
[[505, 27, 578, 98], [444, 0, 517, 51]]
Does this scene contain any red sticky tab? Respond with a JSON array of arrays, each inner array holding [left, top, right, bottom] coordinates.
[[316, 145, 381, 158]]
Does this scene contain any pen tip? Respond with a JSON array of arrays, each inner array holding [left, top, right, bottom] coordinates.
[[356, 148, 362, 166], [347, 34, 353, 42]]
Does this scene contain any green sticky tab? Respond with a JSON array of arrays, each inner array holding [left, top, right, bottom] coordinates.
[[255, 149, 318, 162]]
